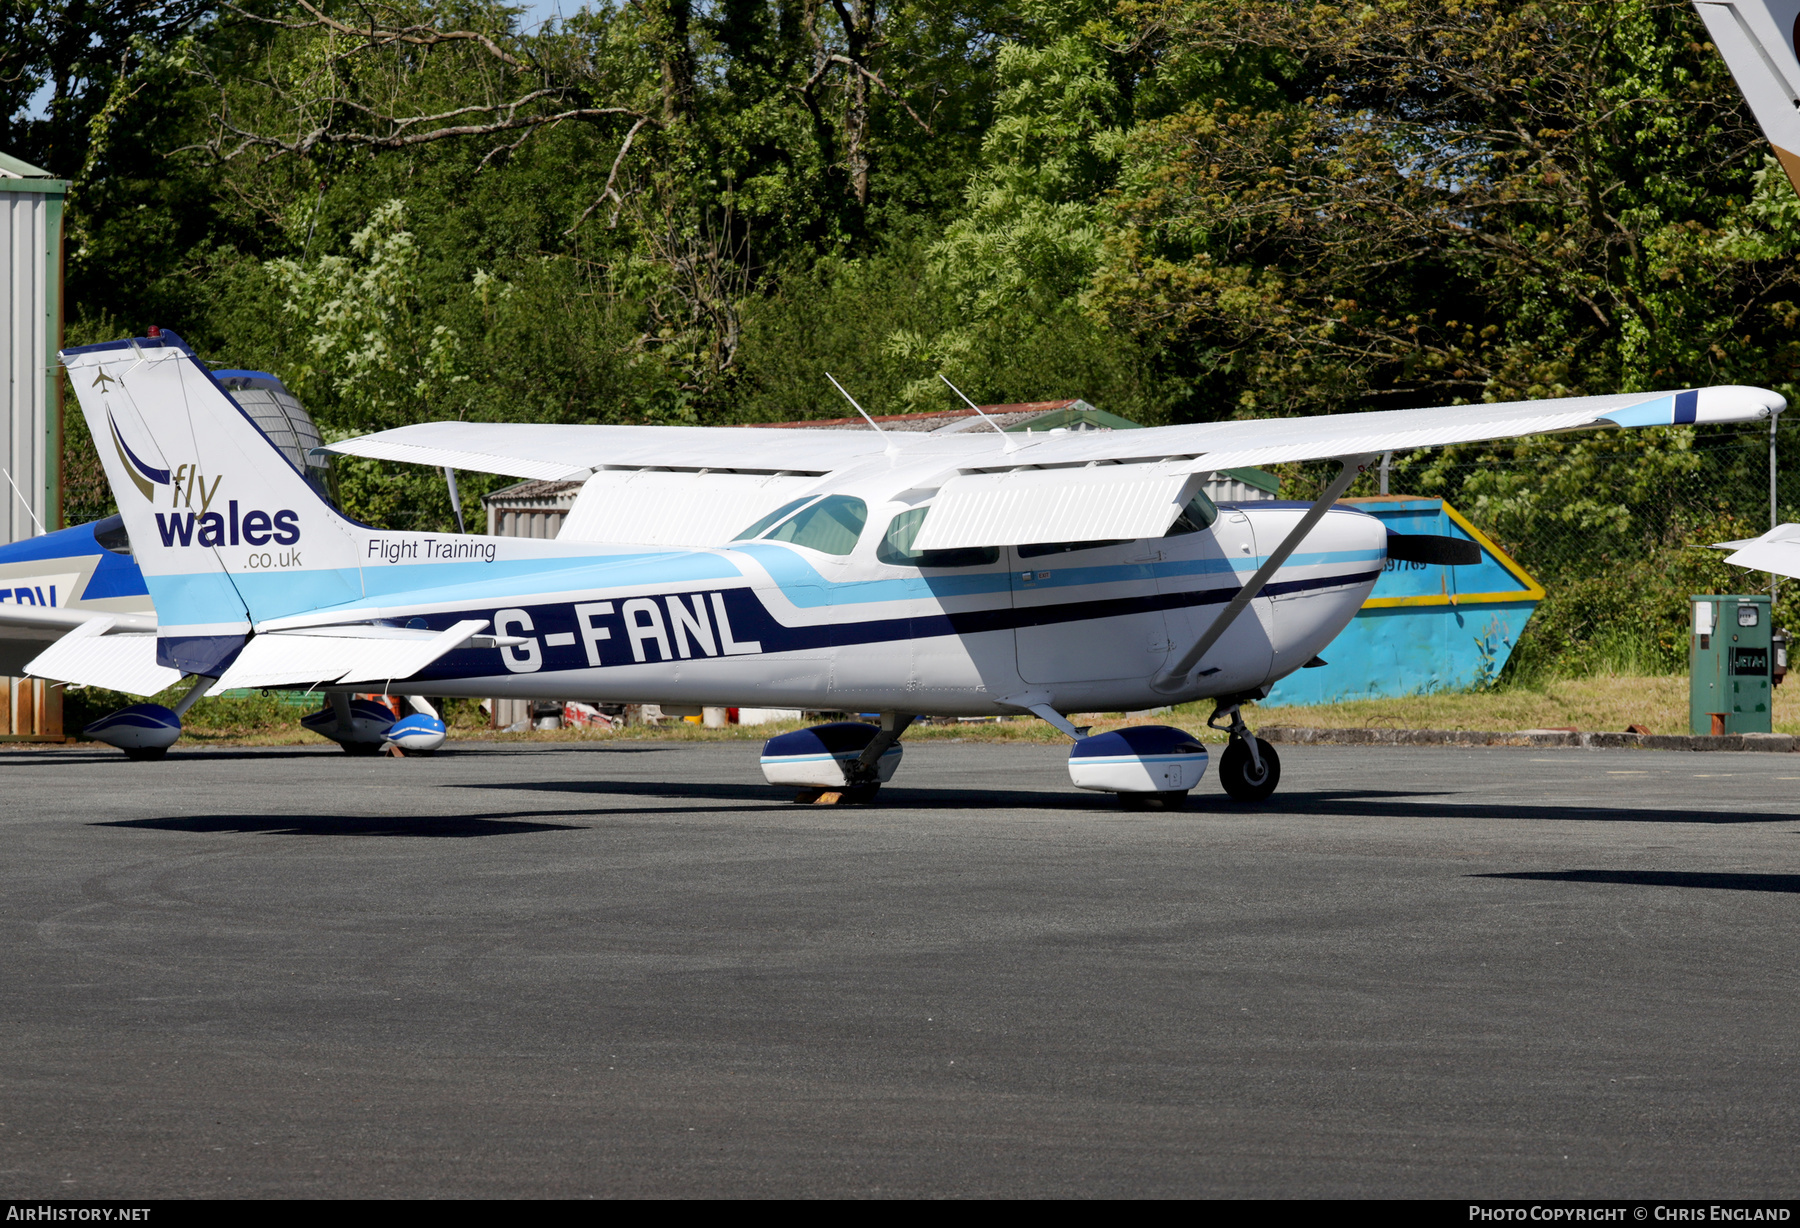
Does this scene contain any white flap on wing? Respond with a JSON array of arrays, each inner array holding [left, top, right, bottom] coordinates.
[[27, 619, 184, 696], [560, 470, 819, 546], [209, 620, 490, 693], [911, 465, 1199, 550]]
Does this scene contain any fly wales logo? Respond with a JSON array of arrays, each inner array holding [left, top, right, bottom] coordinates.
[[105, 407, 170, 503], [153, 457, 304, 562]]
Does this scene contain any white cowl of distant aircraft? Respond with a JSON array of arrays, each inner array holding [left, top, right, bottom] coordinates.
[[43, 332, 1783, 801]]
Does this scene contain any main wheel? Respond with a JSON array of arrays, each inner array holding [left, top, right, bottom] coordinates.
[[122, 746, 167, 762], [1219, 737, 1280, 802]]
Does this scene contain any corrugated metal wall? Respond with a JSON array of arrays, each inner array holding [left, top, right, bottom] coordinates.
[[2, 160, 68, 740], [0, 179, 61, 540]]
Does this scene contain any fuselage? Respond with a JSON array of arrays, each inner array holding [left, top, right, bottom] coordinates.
[[257, 497, 1388, 715]]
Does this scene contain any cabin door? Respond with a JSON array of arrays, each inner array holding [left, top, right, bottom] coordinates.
[[1010, 540, 1172, 684]]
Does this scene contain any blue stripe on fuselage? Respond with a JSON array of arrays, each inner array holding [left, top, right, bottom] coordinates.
[[401, 567, 1382, 683]]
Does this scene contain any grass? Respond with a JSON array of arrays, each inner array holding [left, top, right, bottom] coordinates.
[[1247, 675, 1725, 736], [40, 672, 1799, 751]]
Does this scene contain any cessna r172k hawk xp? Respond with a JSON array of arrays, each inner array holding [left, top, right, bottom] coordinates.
[[41, 332, 1782, 804]]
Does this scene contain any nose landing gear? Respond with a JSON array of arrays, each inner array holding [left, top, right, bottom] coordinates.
[[1209, 700, 1281, 802]]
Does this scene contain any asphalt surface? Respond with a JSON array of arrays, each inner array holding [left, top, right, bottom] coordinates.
[[1, 737, 1797, 1198]]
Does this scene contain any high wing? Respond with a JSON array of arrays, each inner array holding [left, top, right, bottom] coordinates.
[[322, 385, 1784, 549], [325, 386, 1780, 478], [316, 421, 894, 480]]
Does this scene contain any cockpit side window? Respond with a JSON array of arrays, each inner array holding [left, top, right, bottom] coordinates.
[[732, 496, 821, 542], [877, 506, 1000, 568], [761, 494, 868, 556], [1163, 488, 1220, 536]]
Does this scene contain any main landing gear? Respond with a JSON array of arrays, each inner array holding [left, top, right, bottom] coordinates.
[[1209, 700, 1281, 803], [760, 713, 917, 805]]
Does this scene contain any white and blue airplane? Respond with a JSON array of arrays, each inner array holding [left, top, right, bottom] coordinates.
[[38, 330, 1783, 802]]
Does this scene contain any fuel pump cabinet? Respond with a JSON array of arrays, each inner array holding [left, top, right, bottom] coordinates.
[[1690, 594, 1774, 735]]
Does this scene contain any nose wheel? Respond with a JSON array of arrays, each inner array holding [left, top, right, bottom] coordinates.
[[1209, 702, 1281, 802]]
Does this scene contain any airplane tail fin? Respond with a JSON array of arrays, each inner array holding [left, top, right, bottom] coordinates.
[[1694, 0, 1800, 195], [61, 332, 366, 675]]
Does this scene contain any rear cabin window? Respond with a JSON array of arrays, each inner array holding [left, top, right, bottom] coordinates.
[[877, 507, 1000, 568], [1163, 489, 1219, 535], [761, 494, 869, 556], [1017, 539, 1131, 559]]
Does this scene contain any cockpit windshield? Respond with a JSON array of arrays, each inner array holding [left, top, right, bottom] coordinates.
[[732, 494, 868, 556], [732, 497, 819, 542]]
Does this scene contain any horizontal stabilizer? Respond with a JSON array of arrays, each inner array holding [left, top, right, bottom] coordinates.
[[208, 619, 490, 694], [913, 466, 1198, 550], [26, 618, 185, 696], [1386, 533, 1481, 566], [0, 604, 155, 633]]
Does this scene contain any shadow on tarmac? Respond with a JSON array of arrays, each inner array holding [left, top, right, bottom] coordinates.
[[1474, 869, 1800, 894], [1261, 791, 1799, 826], [474, 778, 1129, 810], [464, 779, 1794, 824], [93, 813, 590, 838], [469, 779, 1460, 813]]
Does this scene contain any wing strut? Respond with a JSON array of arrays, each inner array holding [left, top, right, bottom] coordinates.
[[1152, 454, 1375, 693]]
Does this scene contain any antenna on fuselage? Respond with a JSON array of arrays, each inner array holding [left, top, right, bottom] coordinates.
[[938, 374, 1018, 452], [824, 373, 896, 453]]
